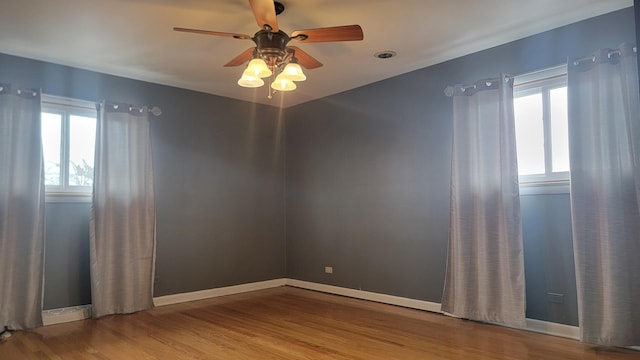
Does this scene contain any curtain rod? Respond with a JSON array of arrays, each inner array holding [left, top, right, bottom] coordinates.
[[42, 94, 162, 116], [572, 46, 636, 66], [444, 75, 512, 97], [101, 102, 163, 116], [444, 44, 637, 96], [0, 85, 39, 97]]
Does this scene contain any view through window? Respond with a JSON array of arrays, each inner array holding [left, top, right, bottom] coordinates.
[[513, 65, 569, 184], [41, 95, 97, 194]]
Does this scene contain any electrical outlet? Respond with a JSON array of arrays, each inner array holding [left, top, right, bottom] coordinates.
[[324, 266, 333, 274], [547, 293, 564, 304]]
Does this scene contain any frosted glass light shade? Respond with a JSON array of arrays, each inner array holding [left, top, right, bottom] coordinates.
[[237, 73, 264, 88], [245, 59, 272, 78], [271, 75, 297, 91], [280, 63, 306, 81]]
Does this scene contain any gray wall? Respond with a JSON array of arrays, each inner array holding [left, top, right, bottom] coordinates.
[[44, 203, 92, 309], [520, 194, 576, 325], [1, 7, 635, 325], [0, 54, 286, 309], [285, 8, 636, 326]]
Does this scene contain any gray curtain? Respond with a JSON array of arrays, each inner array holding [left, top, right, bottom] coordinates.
[[90, 102, 156, 318], [568, 43, 640, 346], [0, 84, 45, 329], [441, 75, 526, 328]]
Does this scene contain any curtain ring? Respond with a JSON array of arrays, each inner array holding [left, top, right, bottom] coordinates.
[[150, 106, 162, 116], [444, 86, 454, 97]]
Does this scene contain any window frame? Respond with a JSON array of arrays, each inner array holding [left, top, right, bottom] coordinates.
[[513, 65, 570, 194], [41, 94, 97, 202]]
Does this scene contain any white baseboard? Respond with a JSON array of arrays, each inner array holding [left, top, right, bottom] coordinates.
[[525, 318, 579, 339], [42, 305, 92, 326], [41, 279, 286, 326], [285, 278, 581, 340], [153, 278, 287, 307], [40, 277, 583, 343], [284, 279, 442, 313]]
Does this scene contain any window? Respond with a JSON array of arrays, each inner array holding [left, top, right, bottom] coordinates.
[[41, 95, 97, 199], [513, 65, 569, 189]]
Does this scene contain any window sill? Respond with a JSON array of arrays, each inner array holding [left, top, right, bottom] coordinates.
[[45, 192, 92, 203], [519, 180, 569, 195]]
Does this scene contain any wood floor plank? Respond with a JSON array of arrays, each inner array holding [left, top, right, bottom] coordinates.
[[1, 286, 639, 359]]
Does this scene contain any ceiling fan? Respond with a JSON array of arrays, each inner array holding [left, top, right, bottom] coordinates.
[[174, 0, 364, 94]]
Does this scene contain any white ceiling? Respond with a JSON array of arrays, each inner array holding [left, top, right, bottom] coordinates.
[[0, 0, 632, 108]]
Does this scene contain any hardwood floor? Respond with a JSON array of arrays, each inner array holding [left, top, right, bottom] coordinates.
[[1, 286, 639, 359]]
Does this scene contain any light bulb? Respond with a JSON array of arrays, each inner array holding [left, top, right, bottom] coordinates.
[[280, 63, 306, 81], [245, 59, 272, 78], [271, 75, 297, 91], [237, 73, 264, 88]]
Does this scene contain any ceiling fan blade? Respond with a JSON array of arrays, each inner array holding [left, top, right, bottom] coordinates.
[[173, 27, 252, 40], [291, 25, 363, 43], [248, 0, 279, 32], [288, 46, 323, 69], [224, 48, 256, 67]]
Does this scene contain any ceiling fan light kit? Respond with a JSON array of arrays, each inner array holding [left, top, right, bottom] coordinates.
[[237, 73, 264, 88], [174, 0, 363, 98], [272, 75, 297, 91], [280, 62, 306, 81], [243, 58, 273, 79]]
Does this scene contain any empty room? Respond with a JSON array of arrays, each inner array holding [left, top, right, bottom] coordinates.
[[1, 0, 639, 359]]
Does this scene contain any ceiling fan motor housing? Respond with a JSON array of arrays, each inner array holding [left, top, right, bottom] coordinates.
[[254, 30, 291, 67]]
